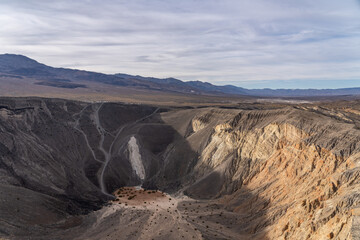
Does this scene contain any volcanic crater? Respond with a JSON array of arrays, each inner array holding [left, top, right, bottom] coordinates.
[[1, 97, 360, 239]]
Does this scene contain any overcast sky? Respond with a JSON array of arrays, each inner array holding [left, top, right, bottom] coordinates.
[[0, 0, 359, 89]]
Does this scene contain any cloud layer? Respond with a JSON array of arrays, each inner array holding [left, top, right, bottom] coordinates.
[[0, 0, 359, 88]]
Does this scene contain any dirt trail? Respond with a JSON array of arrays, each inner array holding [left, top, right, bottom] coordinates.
[[94, 105, 159, 194], [73, 104, 103, 164]]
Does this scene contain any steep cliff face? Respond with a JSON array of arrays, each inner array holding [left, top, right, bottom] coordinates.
[[1, 98, 360, 239], [182, 107, 360, 239]]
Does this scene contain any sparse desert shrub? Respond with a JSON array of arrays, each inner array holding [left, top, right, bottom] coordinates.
[[128, 195, 136, 200]]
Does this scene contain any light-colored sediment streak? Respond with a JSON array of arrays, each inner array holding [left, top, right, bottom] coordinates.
[[89, 104, 159, 195], [128, 136, 145, 180], [98, 107, 159, 194]]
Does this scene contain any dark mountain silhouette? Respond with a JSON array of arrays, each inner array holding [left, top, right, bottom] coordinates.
[[0, 53, 359, 96]]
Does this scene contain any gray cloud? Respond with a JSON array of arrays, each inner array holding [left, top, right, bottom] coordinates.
[[0, 0, 359, 88]]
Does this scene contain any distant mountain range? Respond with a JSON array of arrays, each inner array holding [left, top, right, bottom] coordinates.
[[0, 53, 359, 97]]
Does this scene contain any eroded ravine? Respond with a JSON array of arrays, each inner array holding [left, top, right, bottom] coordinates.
[[73, 105, 104, 164], [94, 103, 116, 194]]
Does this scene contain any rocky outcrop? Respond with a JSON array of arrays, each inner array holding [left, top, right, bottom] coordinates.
[[183, 107, 360, 239]]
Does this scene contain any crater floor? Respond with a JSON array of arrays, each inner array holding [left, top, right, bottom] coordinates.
[[70, 187, 247, 240]]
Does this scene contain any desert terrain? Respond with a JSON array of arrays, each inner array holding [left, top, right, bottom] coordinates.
[[0, 97, 360, 239], [1, 0, 359, 237]]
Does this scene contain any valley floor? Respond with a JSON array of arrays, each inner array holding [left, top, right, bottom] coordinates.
[[62, 187, 250, 240]]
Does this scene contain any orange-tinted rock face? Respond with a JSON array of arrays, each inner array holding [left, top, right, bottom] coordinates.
[[188, 107, 360, 239], [233, 132, 349, 239]]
